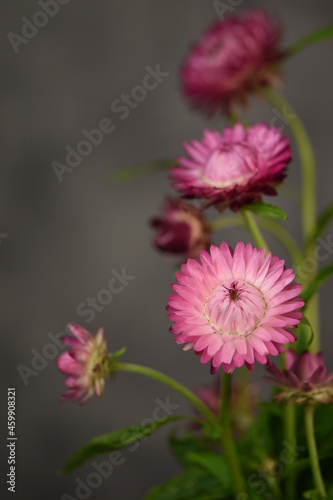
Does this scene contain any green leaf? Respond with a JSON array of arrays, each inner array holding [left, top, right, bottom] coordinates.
[[305, 202, 333, 251], [301, 262, 333, 303], [111, 158, 174, 182], [242, 202, 287, 220], [186, 452, 231, 489], [62, 416, 184, 474], [145, 468, 226, 500], [287, 23, 333, 57]]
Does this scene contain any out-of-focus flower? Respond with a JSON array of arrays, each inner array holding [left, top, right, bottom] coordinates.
[[167, 242, 303, 374], [151, 198, 210, 258], [57, 323, 108, 405], [171, 123, 291, 211], [195, 379, 259, 434], [266, 349, 333, 405], [181, 10, 284, 114]]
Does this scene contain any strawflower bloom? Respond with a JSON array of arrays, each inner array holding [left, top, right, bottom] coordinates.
[[167, 242, 303, 374], [57, 323, 109, 404], [181, 10, 284, 113], [266, 349, 333, 405], [151, 198, 210, 258], [171, 123, 291, 211]]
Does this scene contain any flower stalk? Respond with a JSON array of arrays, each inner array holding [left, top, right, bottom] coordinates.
[[208, 215, 303, 266], [304, 405, 327, 498], [262, 88, 320, 351], [284, 404, 297, 500], [241, 209, 269, 253], [220, 372, 246, 495], [112, 361, 218, 429]]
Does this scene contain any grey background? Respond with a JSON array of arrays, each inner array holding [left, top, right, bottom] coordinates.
[[1, 1, 333, 499]]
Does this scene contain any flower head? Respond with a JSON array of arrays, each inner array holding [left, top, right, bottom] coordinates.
[[181, 10, 284, 113], [167, 242, 303, 374], [151, 198, 210, 258], [171, 123, 291, 211], [266, 350, 333, 405], [57, 323, 108, 404]]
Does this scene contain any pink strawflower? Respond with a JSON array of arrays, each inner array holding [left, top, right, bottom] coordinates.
[[57, 323, 108, 404], [171, 123, 291, 211], [266, 350, 333, 405], [151, 198, 210, 259], [167, 242, 303, 374], [181, 10, 284, 113]]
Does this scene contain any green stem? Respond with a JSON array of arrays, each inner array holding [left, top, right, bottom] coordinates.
[[259, 219, 303, 267], [279, 350, 298, 499], [234, 209, 298, 497], [226, 111, 248, 127], [304, 405, 327, 498], [220, 373, 246, 495], [208, 214, 243, 231], [241, 209, 269, 253], [262, 89, 316, 243], [262, 88, 320, 352], [284, 404, 297, 500], [286, 23, 333, 57], [226, 110, 239, 126], [208, 215, 303, 266], [113, 362, 218, 429]]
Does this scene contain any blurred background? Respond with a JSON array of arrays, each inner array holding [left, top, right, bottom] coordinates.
[[1, 1, 333, 498]]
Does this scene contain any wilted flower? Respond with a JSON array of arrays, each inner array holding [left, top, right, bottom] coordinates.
[[266, 349, 333, 405], [171, 123, 291, 211], [57, 323, 108, 404], [151, 198, 210, 258], [181, 10, 284, 113], [167, 242, 303, 374]]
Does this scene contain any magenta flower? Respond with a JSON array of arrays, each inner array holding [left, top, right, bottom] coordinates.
[[181, 10, 284, 113], [171, 123, 291, 211], [266, 350, 333, 405], [57, 323, 108, 404], [151, 198, 210, 259], [167, 242, 303, 374]]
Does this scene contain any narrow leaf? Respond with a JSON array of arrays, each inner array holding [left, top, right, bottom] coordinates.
[[242, 202, 287, 220], [301, 262, 333, 303], [62, 416, 184, 474], [287, 24, 333, 57], [111, 158, 174, 182]]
